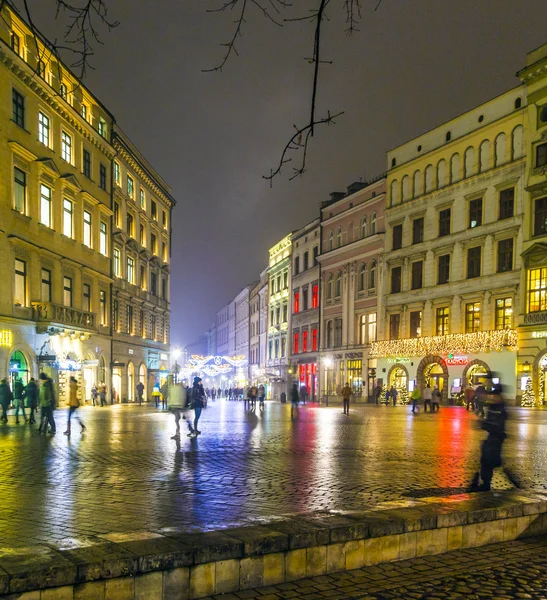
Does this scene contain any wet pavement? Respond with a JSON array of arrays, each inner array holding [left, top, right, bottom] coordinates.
[[0, 399, 547, 547]]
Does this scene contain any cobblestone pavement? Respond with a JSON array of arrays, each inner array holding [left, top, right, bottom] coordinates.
[[209, 536, 547, 600], [0, 400, 547, 547]]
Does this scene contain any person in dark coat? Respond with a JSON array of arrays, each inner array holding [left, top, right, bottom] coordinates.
[[475, 384, 487, 417], [187, 376, 206, 437], [290, 383, 299, 419], [471, 395, 508, 491], [13, 378, 27, 424], [0, 378, 13, 423], [25, 378, 38, 424], [136, 381, 144, 405]]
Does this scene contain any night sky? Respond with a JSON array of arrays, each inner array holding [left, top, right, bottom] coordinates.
[[27, 0, 547, 346]]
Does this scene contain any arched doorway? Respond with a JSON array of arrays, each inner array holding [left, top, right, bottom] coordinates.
[[462, 359, 491, 387], [127, 362, 134, 402], [9, 350, 29, 385], [82, 352, 97, 403], [536, 353, 547, 405], [388, 364, 408, 390], [112, 367, 122, 403], [416, 355, 449, 402], [139, 363, 147, 401]]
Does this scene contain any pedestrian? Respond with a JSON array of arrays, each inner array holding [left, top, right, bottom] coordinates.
[[431, 386, 441, 412], [465, 384, 475, 411], [475, 384, 487, 417], [211, 388, 216, 401], [152, 382, 161, 407], [423, 384, 432, 412], [250, 385, 258, 409], [258, 384, 265, 410], [374, 384, 382, 405], [0, 378, 12, 423], [38, 372, 56, 434], [228, 387, 233, 401], [300, 385, 308, 405], [91, 384, 98, 406], [471, 394, 508, 491], [160, 381, 169, 409], [25, 378, 38, 424], [99, 382, 107, 407], [341, 382, 352, 415], [136, 381, 144, 405], [187, 376, 206, 436], [218, 387, 222, 398], [290, 382, 299, 418], [389, 386, 398, 406], [64, 376, 86, 436], [169, 382, 192, 439], [411, 386, 421, 413], [13, 377, 28, 424]]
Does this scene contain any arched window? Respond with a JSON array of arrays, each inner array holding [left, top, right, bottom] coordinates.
[[390, 180, 400, 205], [424, 164, 434, 193], [450, 153, 461, 183], [511, 125, 524, 160], [514, 97, 522, 110], [479, 140, 490, 173], [369, 261, 377, 290], [336, 227, 342, 248], [358, 263, 366, 292], [464, 147, 475, 178], [413, 170, 422, 198], [437, 159, 446, 188], [328, 231, 334, 251], [370, 213, 377, 234], [361, 216, 367, 238], [335, 271, 342, 297], [401, 176, 410, 201], [326, 274, 333, 299], [495, 133, 506, 167]]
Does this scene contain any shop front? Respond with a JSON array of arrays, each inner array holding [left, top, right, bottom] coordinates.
[[297, 361, 317, 401], [319, 351, 366, 402]]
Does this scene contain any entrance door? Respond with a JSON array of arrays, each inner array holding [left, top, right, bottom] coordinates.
[[82, 366, 95, 402], [424, 363, 446, 392], [112, 367, 122, 403], [127, 362, 134, 402]]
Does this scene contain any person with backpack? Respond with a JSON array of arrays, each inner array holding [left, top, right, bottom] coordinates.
[[38, 373, 56, 434], [64, 376, 86, 436], [13, 377, 28, 424], [169, 382, 192, 439], [25, 378, 38, 424], [0, 378, 12, 423]]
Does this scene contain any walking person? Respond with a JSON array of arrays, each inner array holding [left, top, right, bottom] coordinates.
[[290, 382, 300, 418], [25, 378, 38, 424], [342, 382, 352, 415], [169, 382, 192, 439], [475, 383, 487, 417], [160, 381, 169, 409], [465, 384, 475, 411], [0, 378, 12, 423], [431, 386, 441, 412], [99, 382, 107, 407], [187, 376, 206, 436], [64, 376, 86, 436], [471, 394, 508, 491], [411, 386, 421, 413], [91, 384, 98, 407], [423, 384, 432, 412], [258, 384, 266, 410], [13, 377, 28, 424], [38, 373, 56, 434], [389, 386, 399, 406], [300, 385, 308, 405], [151, 382, 161, 407], [136, 381, 144, 405], [374, 383, 382, 405]]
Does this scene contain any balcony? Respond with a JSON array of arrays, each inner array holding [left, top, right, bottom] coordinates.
[[31, 302, 97, 332]]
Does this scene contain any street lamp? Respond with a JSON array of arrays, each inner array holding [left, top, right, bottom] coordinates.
[[172, 347, 181, 384]]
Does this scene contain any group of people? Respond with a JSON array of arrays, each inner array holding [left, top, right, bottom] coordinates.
[[411, 384, 442, 413], [168, 376, 207, 438]]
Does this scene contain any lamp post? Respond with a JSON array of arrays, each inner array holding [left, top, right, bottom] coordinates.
[[172, 347, 181, 384]]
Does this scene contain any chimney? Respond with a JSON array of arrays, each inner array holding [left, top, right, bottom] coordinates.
[[329, 191, 345, 203]]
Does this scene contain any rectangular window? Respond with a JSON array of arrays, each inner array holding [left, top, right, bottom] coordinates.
[[126, 305, 133, 334], [294, 292, 299, 314], [392, 224, 403, 250], [389, 314, 400, 340], [114, 201, 120, 227], [312, 284, 319, 308], [411, 261, 423, 290], [11, 32, 20, 54], [534, 197, 547, 237], [151, 234, 157, 255], [114, 161, 120, 185], [113, 248, 120, 277], [438, 254, 450, 285], [127, 213, 134, 237], [140, 309, 145, 337], [293, 332, 299, 354], [83, 210, 92, 247], [368, 313, 377, 342], [83, 149, 91, 178], [469, 198, 483, 228], [14, 167, 26, 213], [162, 278, 168, 300], [61, 131, 72, 163], [302, 286, 308, 310], [60, 83, 68, 100], [63, 199, 73, 238], [439, 208, 451, 237], [151, 272, 157, 296], [495, 297, 513, 329], [140, 224, 145, 247], [40, 184, 51, 227], [114, 300, 119, 331], [100, 290, 107, 325], [499, 188, 515, 220], [283, 303, 288, 322], [81, 104, 87, 120], [436, 307, 450, 335], [99, 221, 107, 255], [162, 210, 167, 229], [360, 315, 367, 344], [268, 341, 273, 360], [127, 257, 134, 284], [536, 142, 547, 168], [391, 266, 402, 294], [36, 59, 46, 78], [412, 217, 424, 244], [334, 318, 343, 347], [467, 246, 481, 279], [98, 118, 107, 138], [303, 251, 309, 271], [281, 337, 286, 357], [14, 259, 26, 306], [127, 175, 134, 198], [99, 164, 107, 191], [83, 283, 91, 312], [162, 242, 167, 262], [63, 276, 72, 307], [313, 246, 319, 265], [302, 330, 308, 353], [294, 256, 300, 275], [12, 89, 24, 127], [41, 268, 51, 302], [140, 189, 145, 209], [528, 267, 547, 313], [38, 112, 50, 146], [409, 311, 422, 338], [140, 265, 146, 290], [465, 302, 481, 333], [284, 272, 288, 289], [312, 328, 318, 351], [497, 238, 513, 273], [151, 200, 157, 220]]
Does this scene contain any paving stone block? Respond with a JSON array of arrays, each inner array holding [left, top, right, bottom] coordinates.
[[0, 545, 76, 594], [74, 581, 105, 600], [239, 556, 263, 590], [135, 571, 162, 600], [415, 528, 448, 557], [221, 526, 288, 557], [462, 520, 505, 549], [398, 532, 417, 560], [162, 567, 190, 600], [381, 508, 437, 532], [305, 546, 327, 577], [104, 576, 134, 600], [190, 563, 215, 599], [263, 552, 285, 586], [264, 518, 329, 549], [41, 585, 74, 600], [326, 543, 345, 574], [169, 531, 244, 564], [285, 549, 307, 581], [214, 559, 239, 594], [301, 515, 367, 544], [447, 526, 463, 551], [344, 540, 365, 570], [435, 508, 468, 528], [363, 534, 400, 566]]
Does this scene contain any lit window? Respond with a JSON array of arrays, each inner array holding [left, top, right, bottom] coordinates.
[[114, 162, 120, 185], [140, 189, 145, 209], [14, 259, 27, 307], [14, 167, 26, 213], [38, 112, 50, 146], [293, 332, 299, 354], [465, 302, 481, 333], [63, 276, 73, 307], [302, 330, 308, 352], [63, 199, 73, 238], [113, 248, 121, 277], [60, 83, 68, 100], [409, 311, 422, 337], [369, 261, 377, 290], [528, 268, 547, 313], [436, 307, 450, 335], [83, 210, 92, 247], [10, 32, 20, 54], [312, 284, 319, 308], [370, 213, 377, 234], [127, 175, 134, 198], [294, 292, 299, 313], [40, 184, 51, 227], [100, 290, 107, 325], [368, 313, 377, 342], [81, 104, 87, 120], [98, 118, 107, 138], [495, 297, 513, 329], [83, 283, 91, 312], [41, 268, 51, 302], [127, 257, 134, 284], [99, 221, 107, 255], [36, 60, 46, 78], [61, 131, 72, 163]]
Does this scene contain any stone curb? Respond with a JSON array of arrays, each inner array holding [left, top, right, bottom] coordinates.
[[1, 490, 547, 599]]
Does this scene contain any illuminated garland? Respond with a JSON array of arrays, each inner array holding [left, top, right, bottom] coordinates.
[[540, 369, 546, 407], [521, 377, 537, 408], [370, 329, 517, 358], [187, 355, 248, 369]]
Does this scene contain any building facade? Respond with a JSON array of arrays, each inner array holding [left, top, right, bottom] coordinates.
[[266, 234, 292, 398], [318, 180, 386, 401], [373, 86, 526, 402], [234, 284, 252, 363], [215, 302, 233, 357], [290, 219, 320, 400], [249, 272, 269, 386]]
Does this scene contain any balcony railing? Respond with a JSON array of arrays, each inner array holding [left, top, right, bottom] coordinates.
[[31, 302, 97, 331]]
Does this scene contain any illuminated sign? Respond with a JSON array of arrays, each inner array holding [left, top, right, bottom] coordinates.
[[0, 331, 12, 347], [160, 353, 168, 360], [445, 354, 469, 366], [387, 357, 410, 363], [532, 331, 547, 338]]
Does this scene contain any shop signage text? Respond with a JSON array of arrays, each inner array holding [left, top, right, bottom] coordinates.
[[32, 302, 96, 330], [532, 331, 547, 338], [0, 330, 12, 347], [445, 355, 469, 366], [387, 357, 410, 363]]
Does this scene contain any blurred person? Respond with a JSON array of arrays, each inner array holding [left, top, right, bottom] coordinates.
[[151, 382, 162, 407], [169, 382, 193, 439], [411, 386, 421, 413], [160, 381, 169, 408], [465, 384, 476, 411], [136, 380, 144, 405], [258, 384, 266, 410], [0, 378, 12, 423], [341, 382, 352, 415], [91, 384, 98, 406], [38, 373, 56, 434], [299, 385, 308, 405], [431, 386, 441, 412], [423, 384, 432, 412], [64, 376, 86, 436], [25, 378, 38, 424], [13, 377, 28, 424], [374, 383, 382, 405], [475, 383, 487, 418], [99, 382, 107, 407], [389, 385, 399, 406], [290, 382, 300, 418], [187, 376, 206, 436]]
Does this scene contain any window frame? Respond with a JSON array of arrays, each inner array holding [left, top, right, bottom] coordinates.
[[438, 254, 450, 285], [465, 302, 481, 333], [392, 223, 403, 250], [391, 266, 402, 294], [499, 187, 515, 220], [99, 164, 107, 191], [38, 111, 50, 146], [436, 307, 450, 336], [497, 238, 514, 273], [412, 217, 424, 244], [63, 276, 73, 307], [411, 260, 423, 290], [99, 221, 108, 256], [527, 267, 547, 313], [113, 247, 121, 277], [41, 268, 52, 302], [534, 196, 547, 237], [61, 130, 72, 163], [40, 183, 52, 228], [536, 142, 547, 168], [63, 198, 73, 238], [100, 290, 107, 325], [438, 208, 451, 237], [409, 310, 422, 338], [14, 258, 27, 307], [468, 197, 483, 229], [14, 166, 26, 214], [495, 297, 513, 330], [389, 313, 400, 340], [12, 89, 25, 128], [127, 257, 135, 284], [83, 283, 91, 312], [467, 246, 482, 279], [127, 175, 134, 199], [83, 149, 91, 178]]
